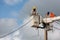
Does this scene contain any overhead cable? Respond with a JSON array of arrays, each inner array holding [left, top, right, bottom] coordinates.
[[0, 17, 33, 38]]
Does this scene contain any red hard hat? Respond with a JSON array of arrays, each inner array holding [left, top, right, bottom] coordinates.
[[50, 12, 55, 18]]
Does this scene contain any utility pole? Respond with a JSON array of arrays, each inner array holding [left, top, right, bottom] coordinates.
[[44, 29, 48, 40], [44, 12, 49, 40]]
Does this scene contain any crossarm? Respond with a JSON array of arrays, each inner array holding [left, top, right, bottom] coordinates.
[[43, 16, 60, 23]]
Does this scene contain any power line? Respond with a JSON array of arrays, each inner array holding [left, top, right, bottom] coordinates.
[[53, 21, 60, 30], [55, 21, 60, 25], [53, 27, 60, 30], [0, 17, 33, 38]]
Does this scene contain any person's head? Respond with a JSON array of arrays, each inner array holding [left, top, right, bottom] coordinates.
[[45, 12, 50, 17], [47, 12, 50, 15]]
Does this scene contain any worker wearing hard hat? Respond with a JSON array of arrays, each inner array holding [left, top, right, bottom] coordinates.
[[46, 12, 55, 18], [45, 12, 55, 31], [31, 6, 37, 15]]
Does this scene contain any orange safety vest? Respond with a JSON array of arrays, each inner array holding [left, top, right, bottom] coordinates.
[[49, 12, 55, 18]]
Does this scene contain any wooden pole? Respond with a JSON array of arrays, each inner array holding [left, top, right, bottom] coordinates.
[[44, 29, 48, 40]]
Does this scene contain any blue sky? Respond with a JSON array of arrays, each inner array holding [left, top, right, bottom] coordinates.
[[0, 0, 28, 18], [0, 0, 29, 25]]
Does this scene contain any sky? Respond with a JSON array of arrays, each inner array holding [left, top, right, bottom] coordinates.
[[0, 0, 60, 40]]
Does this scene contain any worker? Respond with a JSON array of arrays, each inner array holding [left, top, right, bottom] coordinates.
[[31, 6, 37, 15], [46, 12, 50, 18], [46, 12, 55, 18], [45, 12, 54, 31]]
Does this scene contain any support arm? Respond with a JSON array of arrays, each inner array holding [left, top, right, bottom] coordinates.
[[43, 16, 60, 23]]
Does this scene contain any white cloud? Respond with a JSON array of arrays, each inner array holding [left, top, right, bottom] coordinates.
[[0, 18, 18, 38], [4, 0, 23, 5], [0, 35, 12, 40]]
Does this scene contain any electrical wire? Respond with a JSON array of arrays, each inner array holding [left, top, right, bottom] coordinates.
[[53, 21, 60, 30], [53, 27, 60, 30], [56, 22, 60, 25], [0, 17, 33, 38]]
